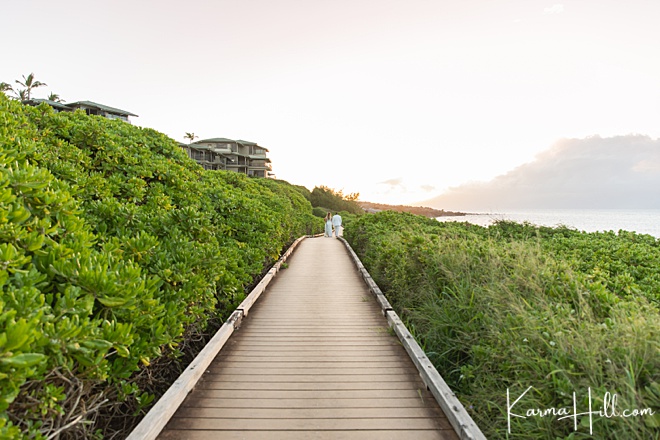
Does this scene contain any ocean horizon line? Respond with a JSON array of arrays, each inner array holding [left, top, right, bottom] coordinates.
[[435, 208, 660, 238]]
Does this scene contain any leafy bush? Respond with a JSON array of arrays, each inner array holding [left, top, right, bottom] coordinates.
[[309, 186, 363, 215], [290, 184, 312, 202], [0, 94, 321, 439], [312, 207, 327, 218], [345, 211, 660, 439]]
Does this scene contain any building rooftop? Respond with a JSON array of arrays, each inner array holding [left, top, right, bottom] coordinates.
[[23, 98, 71, 111], [67, 100, 138, 117], [237, 139, 269, 152], [195, 138, 236, 144]]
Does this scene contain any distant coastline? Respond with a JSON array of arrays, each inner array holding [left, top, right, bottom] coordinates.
[[358, 201, 470, 218], [436, 208, 660, 238]]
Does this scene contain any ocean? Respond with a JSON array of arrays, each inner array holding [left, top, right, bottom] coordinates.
[[436, 209, 660, 239]]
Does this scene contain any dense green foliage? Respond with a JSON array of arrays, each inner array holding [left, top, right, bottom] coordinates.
[[308, 185, 363, 215], [0, 94, 320, 439], [346, 211, 660, 439], [311, 206, 327, 218]]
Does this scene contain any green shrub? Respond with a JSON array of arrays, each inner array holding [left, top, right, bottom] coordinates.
[[312, 207, 327, 218]]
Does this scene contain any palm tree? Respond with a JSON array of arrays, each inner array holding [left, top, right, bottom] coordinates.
[[15, 73, 47, 100], [47, 92, 64, 102], [184, 132, 198, 144], [0, 82, 13, 95]]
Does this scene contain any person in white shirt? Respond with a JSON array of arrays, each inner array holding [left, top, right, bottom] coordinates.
[[331, 213, 342, 238]]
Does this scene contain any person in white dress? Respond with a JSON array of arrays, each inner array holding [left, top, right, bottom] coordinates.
[[324, 212, 333, 237]]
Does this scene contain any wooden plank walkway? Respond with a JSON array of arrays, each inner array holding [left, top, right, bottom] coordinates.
[[156, 237, 460, 440]]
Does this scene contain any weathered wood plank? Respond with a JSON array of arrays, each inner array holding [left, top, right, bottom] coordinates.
[[233, 329, 391, 336], [212, 361, 411, 369], [197, 374, 423, 383], [188, 388, 432, 399], [210, 342, 400, 348], [230, 321, 387, 327], [180, 397, 442, 409], [172, 406, 446, 419], [205, 366, 416, 375], [214, 355, 401, 362], [196, 381, 425, 391], [218, 349, 398, 355], [167, 417, 453, 431], [226, 336, 394, 342], [158, 430, 458, 440]]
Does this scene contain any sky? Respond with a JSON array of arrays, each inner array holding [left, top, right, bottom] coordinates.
[[425, 134, 660, 211], [2, 0, 660, 208]]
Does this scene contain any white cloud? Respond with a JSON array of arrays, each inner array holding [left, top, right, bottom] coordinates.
[[544, 4, 565, 14], [422, 135, 660, 211], [380, 177, 404, 187]]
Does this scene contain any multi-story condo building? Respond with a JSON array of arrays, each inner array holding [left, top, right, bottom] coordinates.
[[180, 138, 273, 178]]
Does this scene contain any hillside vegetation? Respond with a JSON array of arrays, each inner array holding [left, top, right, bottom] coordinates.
[[0, 93, 320, 439], [346, 211, 660, 439], [307, 186, 362, 216]]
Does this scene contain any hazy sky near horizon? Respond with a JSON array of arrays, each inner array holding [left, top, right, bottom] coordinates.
[[3, 0, 660, 206], [426, 134, 660, 211]]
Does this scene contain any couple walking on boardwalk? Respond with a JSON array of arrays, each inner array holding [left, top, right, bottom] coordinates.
[[324, 212, 342, 238]]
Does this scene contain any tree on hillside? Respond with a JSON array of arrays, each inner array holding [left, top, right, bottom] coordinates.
[[184, 132, 198, 144], [47, 92, 64, 102], [340, 189, 360, 201], [15, 72, 47, 100], [309, 186, 363, 214]]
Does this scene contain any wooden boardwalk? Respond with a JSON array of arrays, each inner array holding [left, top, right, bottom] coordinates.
[[156, 237, 461, 440]]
